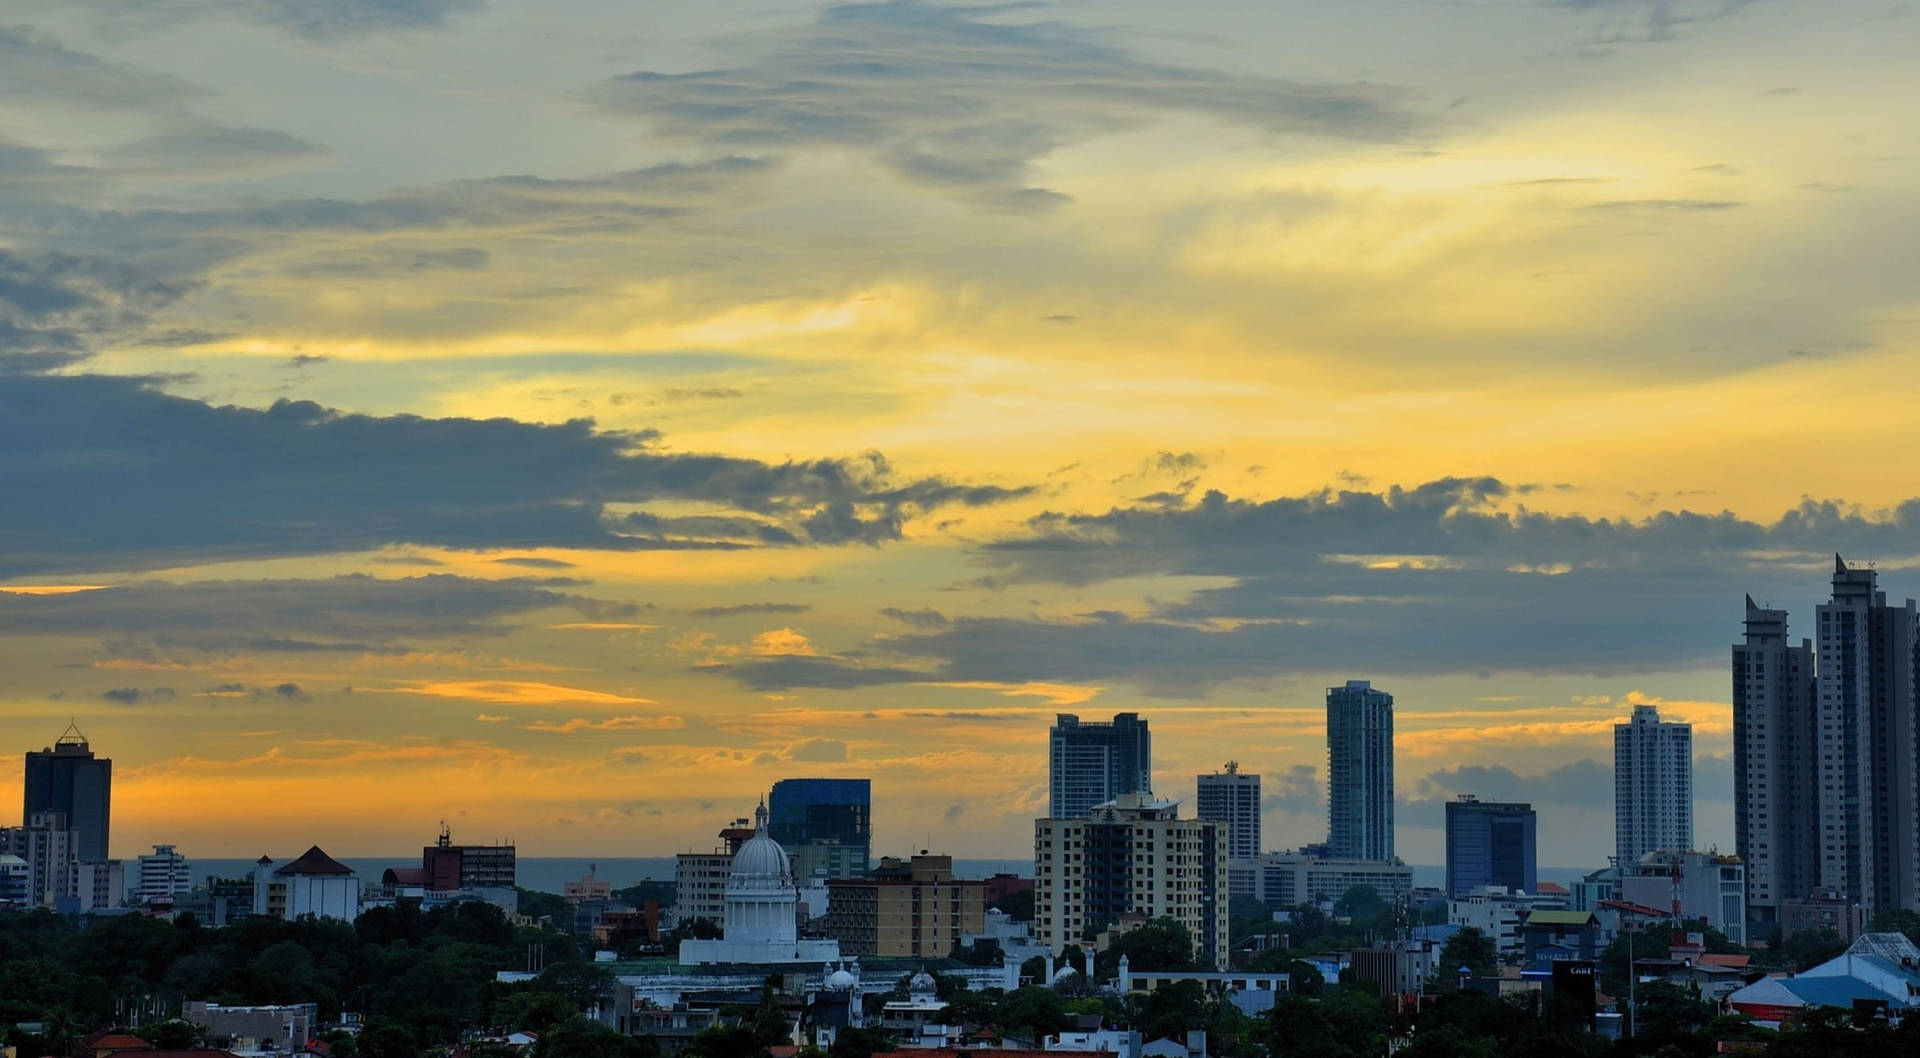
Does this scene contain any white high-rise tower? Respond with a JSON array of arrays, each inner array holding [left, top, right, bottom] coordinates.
[[1326, 680, 1394, 862], [1614, 705, 1693, 868]]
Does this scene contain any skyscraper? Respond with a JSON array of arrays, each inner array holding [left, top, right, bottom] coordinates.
[[1048, 713, 1151, 819], [1445, 796, 1537, 897], [1197, 761, 1262, 860], [1614, 704, 1693, 868], [766, 778, 872, 881], [1734, 596, 1819, 924], [1814, 556, 1919, 915], [1033, 792, 1229, 968], [1326, 681, 1393, 862], [22, 725, 111, 861]]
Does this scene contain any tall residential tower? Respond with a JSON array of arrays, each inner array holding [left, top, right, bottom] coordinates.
[[1196, 762, 1262, 860], [1326, 681, 1394, 862], [1048, 713, 1152, 819], [1614, 705, 1693, 868]]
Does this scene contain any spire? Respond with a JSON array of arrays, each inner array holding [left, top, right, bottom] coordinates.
[[755, 797, 769, 831]]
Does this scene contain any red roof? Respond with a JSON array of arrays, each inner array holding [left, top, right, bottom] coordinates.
[[1536, 882, 1568, 894], [1698, 953, 1752, 969], [87, 1034, 149, 1052], [276, 846, 355, 877], [382, 867, 430, 885], [874, 1053, 1102, 1058]]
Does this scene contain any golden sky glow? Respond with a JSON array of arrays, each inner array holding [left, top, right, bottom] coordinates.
[[2, 0, 1917, 868]]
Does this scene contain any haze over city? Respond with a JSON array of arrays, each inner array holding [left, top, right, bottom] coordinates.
[[3, 0, 1919, 870]]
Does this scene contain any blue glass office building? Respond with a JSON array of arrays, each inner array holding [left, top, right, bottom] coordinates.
[[1445, 796, 1537, 897], [767, 778, 871, 881]]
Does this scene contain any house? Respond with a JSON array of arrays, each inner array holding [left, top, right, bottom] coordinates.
[[1520, 910, 1600, 973], [1727, 932, 1920, 1027]]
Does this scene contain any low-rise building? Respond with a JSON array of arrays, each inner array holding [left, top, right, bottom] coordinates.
[[1249, 851, 1413, 908], [1780, 889, 1865, 946], [0, 854, 30, 907], [1619, 850, 1746, 945], [674, 818, 755, 929], [253, 847, 359, 922], [1035, 794, 1229, 969], [823, 854, 987, 958], [77, 859, 124, 912], [184, 1002, 318, 1054], [1728, 932, 1920, 1027], [1519, 910, 1600, 973], [137, 845, 192, 905], [1448, 887, 1567, 958], [0, 813, 78, 908]]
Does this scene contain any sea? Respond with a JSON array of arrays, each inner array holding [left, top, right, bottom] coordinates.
[[191, 857, 1596, 894]]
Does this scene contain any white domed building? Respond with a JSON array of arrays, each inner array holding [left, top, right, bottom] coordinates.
[[679, 802, 842, 965]]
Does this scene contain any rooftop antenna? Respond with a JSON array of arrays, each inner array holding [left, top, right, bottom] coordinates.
[[56, 720, 88, 746]]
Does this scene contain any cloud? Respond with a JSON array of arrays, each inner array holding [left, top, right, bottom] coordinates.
[[101, 686, 175, 704], [1261, 764, 1322, 815], [0, 250, 188, 370], [688, 602, 811, 618], [880, 607, 949, 629], [0, 573, 628, 653], [588, 0, 1428, 210], [98, 125, 327, 180], [389, 680, 655, 707], [268, 682, 309, 702], [63, 0, 482, 40], [1408, 758, 1614, 811], [0, 373, 1032, 575], [0, 25, 196, 113], [785, 737, 849, 762], [1552, 0, 1758, 44], [523, 715, 687, 733]]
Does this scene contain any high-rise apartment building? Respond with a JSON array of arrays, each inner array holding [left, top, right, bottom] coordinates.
[[1444, 796, 1537, 898], [1326, 681, 1394, 862], [1033, 792, 1228, 969], [1734, 596, 1819, 923], [0, 812, 77, 908], [1048, 713, 1152, 820], [822, 854, 987, 958], [136, 844, 192, 904], [1196, 762, 1262, 861], [674, 816, 758, 928], [23, 725, 111, 861], [766, 778, 872, 881], [1814, 557, 1918, 915], [1614, 705, 1693, 868]]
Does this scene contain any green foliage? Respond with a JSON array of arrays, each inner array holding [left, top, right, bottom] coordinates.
[[611, 880, 675, 909], [946, 940, 1004, 966], [1437, 926, 1498, 980], [681, 1024, 770, 1058], [1094, 917, 1200, 980], [1267, 988, 1388, 1058], [358, 1018, 420, 1058], [0, 898, 578, 1046], [494, 990, 581, 1033], [533, 1018, 661, 1058], [135, 1020, 201, 1049], [1781, 928, 1846, 972], [516, 889, 574, 926], [1398, 1025, 1496, 1058], [825, 1025, 894, 1058]]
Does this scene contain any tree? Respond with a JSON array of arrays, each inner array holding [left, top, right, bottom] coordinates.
[[1398, 1025, 1495, 1058], [1284, 904, 1328, 945], [358, 1019, 419, 1058], [537, 963, 615, 1009], [1095, 917, 1198, 980], [1129, 980, 1208, 1044], [1437, 927, 1498, 981], [748, 979, 792, 1047], [1335, 885, 1386, 921], [825, 1026, 894, 1058], [136, 1020, 201, 1049], [1267, 989, 1387, 1058], [681, 1025, 768, 1058], [1781, 928, 1846, 972], [533, 1018, 660, 1058], [495, 991, 580, 1033]]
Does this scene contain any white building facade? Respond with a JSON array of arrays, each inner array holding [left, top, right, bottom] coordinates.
[[1614, 706, 1692, 870], [1619, 850, 1748, 945], [137, 844, 192, 904], [1197, 762, 1262, 861], [678, 802, 840, 965], [1326, 681, 1393, 862]]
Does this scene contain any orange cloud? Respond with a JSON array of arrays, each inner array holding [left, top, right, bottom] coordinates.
[[524, 715, 687, 733], [386, 680, 655, 707]]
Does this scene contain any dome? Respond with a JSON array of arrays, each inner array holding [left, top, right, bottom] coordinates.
[[827, 969, 859, 991], [728, 800, 794, 893], [910, 969, 936, 992]]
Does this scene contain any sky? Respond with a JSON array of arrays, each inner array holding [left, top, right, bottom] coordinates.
[[1, 0, 1917, 869]]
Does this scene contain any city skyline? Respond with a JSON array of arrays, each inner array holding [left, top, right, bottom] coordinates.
[[2, 0, 1918, 867]]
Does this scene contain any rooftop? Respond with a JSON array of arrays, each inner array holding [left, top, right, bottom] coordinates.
[[274, 846, 356, 877]]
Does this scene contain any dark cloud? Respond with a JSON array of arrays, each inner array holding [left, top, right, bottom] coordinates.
[[1408, 759, 1613, 810], [589, 0, 1428, 210], [714, 477, 1920, 692], [1260, 764, 1322, 815], [687, 602, 811, 618], [493, 557, 577, 570], [1553, 0, 1757, 44], [710, 655, 926, 691], [0, 373, 1031, 575], [100, 686, 175, 705], [63, 0, 481, 39], [0, 249, 188, 370], [268, 682, 309, 702], [943, 802, 965, 823], [0, 25, 196, 112], [1, 574, 630, 654], [1581, 199, 1743, 212], [879, 607, 949, 629], [99, 126, 326, 180]]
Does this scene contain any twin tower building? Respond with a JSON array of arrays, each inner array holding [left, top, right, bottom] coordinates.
[[1737, 555, 1920, 925]]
